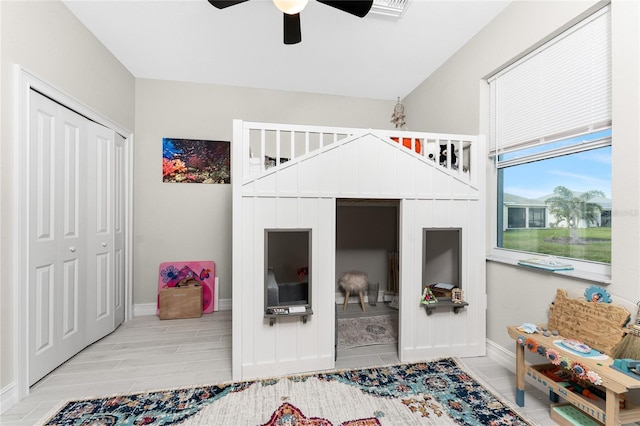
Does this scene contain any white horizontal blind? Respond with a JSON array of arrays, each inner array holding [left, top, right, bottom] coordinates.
[[489, 6, 611, 154]]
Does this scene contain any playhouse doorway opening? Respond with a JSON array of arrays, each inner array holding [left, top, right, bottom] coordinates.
[[335, 198, 399, 360]]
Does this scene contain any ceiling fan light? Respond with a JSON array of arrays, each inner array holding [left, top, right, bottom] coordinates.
[[273, 0, 308, 14]]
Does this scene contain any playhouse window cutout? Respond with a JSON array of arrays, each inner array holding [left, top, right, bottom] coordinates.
[[422, 228, 467, 315], [264, 229, 312, 323]]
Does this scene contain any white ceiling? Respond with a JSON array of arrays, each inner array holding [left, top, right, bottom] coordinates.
[[62, 0, 511, 101]]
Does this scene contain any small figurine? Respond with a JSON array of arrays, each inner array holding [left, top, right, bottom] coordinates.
[[451, 288, 464, 304], [420, 286, 438, 305]]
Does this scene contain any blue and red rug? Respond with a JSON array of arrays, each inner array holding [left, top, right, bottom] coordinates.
[[43, 358, 532, 425]]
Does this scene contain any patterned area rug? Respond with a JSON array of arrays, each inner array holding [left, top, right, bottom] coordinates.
[[337, 314, 398, 349], [42, 358, 533, 426]]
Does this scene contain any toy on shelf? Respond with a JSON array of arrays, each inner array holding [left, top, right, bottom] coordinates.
[[561, 339, 592, 354], [585, 286, 612, 303], [611, 359, 640, 380], [451, 288, 464, 304], [517, 323, 539, 334], [420, 286, 438, 305]]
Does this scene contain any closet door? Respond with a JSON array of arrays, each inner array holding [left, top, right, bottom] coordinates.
[[28, 92, 87, 385], [113, 133, 126, 327], [86, 123, 118, 344]]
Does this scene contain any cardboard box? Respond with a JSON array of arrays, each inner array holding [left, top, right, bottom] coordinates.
[[159, 282, 203, 320]]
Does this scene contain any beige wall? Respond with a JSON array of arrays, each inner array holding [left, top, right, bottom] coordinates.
[[0, 0, 135, 392], [134, 79, 395, 305], [403, 0, 640, 351]]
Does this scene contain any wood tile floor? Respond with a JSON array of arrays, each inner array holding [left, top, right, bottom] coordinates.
[[1, 307, 558, 425]]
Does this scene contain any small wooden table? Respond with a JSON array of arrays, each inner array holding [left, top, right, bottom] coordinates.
[[507, 325, 640, 425]]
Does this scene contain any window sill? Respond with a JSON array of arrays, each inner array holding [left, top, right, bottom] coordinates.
[[486, 254, 611, 285]]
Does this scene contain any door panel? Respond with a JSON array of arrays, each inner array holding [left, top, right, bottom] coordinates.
[[33, 265, 54, 355], [86, 123, 115, 344], [113, 133, 126, 327], [29, 92, 87, 385], [62, 259, 80, 338]]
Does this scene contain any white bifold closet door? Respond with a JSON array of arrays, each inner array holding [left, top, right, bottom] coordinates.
[[28, 90, 125, 386], [86, 122, 126, 344]]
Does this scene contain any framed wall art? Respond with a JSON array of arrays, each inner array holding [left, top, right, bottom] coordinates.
[[162, 138, 230, 184]]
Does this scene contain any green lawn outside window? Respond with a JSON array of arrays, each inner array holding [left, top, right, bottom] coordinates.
[[502, 228, 611, 263]]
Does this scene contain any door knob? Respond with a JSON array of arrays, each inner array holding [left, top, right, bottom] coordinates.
[[102, 242, 107, 247], [69, 246, 76, 252]]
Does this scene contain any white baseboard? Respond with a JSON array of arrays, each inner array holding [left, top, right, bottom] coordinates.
[[0, 383, 17, 415], [133, 299, 232, 317], [217, 298, 232, 311], [484, 337, 549, 395], [133, 303, 157, 317], [485, 338, 517, 374]]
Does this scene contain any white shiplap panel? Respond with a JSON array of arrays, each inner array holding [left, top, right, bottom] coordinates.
[[400, 200, 451, 354], [298, 156, 319, 194], [275, 197, 299, 226], [276, 164, 299, 194], [432, 170, 452, 199], [252, 197, 278, 366], [356, 136, 379, 196], [376, 138, 401, 197], [448, 176, 473, 199], [459, 200, 484, 353], [254, 172, 277, 194], [240, 197, 256, 366], [319, 148, 340, 195], [275, 316, 306, 362], [337, 139, 360, 195], [241, 180, 255, 195], [315, 198, 336, 360], [398, 198, 417, 356], [410, 199, 432, 352], [295, 198, 321, 360], [314, 198, 336, 367], [396, 151, 418, 198], [414, 160, 434, 198]]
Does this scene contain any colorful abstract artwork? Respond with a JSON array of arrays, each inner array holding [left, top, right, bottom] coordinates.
[[162, 138, 230, 183]]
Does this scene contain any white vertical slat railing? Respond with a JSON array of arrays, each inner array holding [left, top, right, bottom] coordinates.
[[237, 120, 479, 185]]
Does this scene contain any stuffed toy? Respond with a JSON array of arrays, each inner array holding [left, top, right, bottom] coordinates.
[[438, 144, 457, 166], [428, 144, 457, 166]]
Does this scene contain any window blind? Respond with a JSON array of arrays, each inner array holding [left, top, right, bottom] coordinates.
[[489, 6, 611, 154]]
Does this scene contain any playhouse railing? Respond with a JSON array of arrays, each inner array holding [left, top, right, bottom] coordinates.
[[233, 120, 480, 185]]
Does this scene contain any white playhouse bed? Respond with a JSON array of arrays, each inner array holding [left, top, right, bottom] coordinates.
[[231, 120, 486, 380]]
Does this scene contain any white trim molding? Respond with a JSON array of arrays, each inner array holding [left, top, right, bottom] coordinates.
[[0, 383, 18, 415], [133, 298, 232, 317]]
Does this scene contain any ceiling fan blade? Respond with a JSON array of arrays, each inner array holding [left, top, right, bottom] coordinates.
[[316, 0, 373, 17], [283, 13, 302, 45], [207, 0, 250, 9]]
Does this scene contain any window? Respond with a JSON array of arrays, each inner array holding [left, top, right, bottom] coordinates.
[[528, 208, 545, 228], [264, 229, 311, 313], [507, 208, 525, 229], [490, 6, 611, 266]]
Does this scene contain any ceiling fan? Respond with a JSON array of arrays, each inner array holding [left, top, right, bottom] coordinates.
[[207, 0, 374, 45]]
